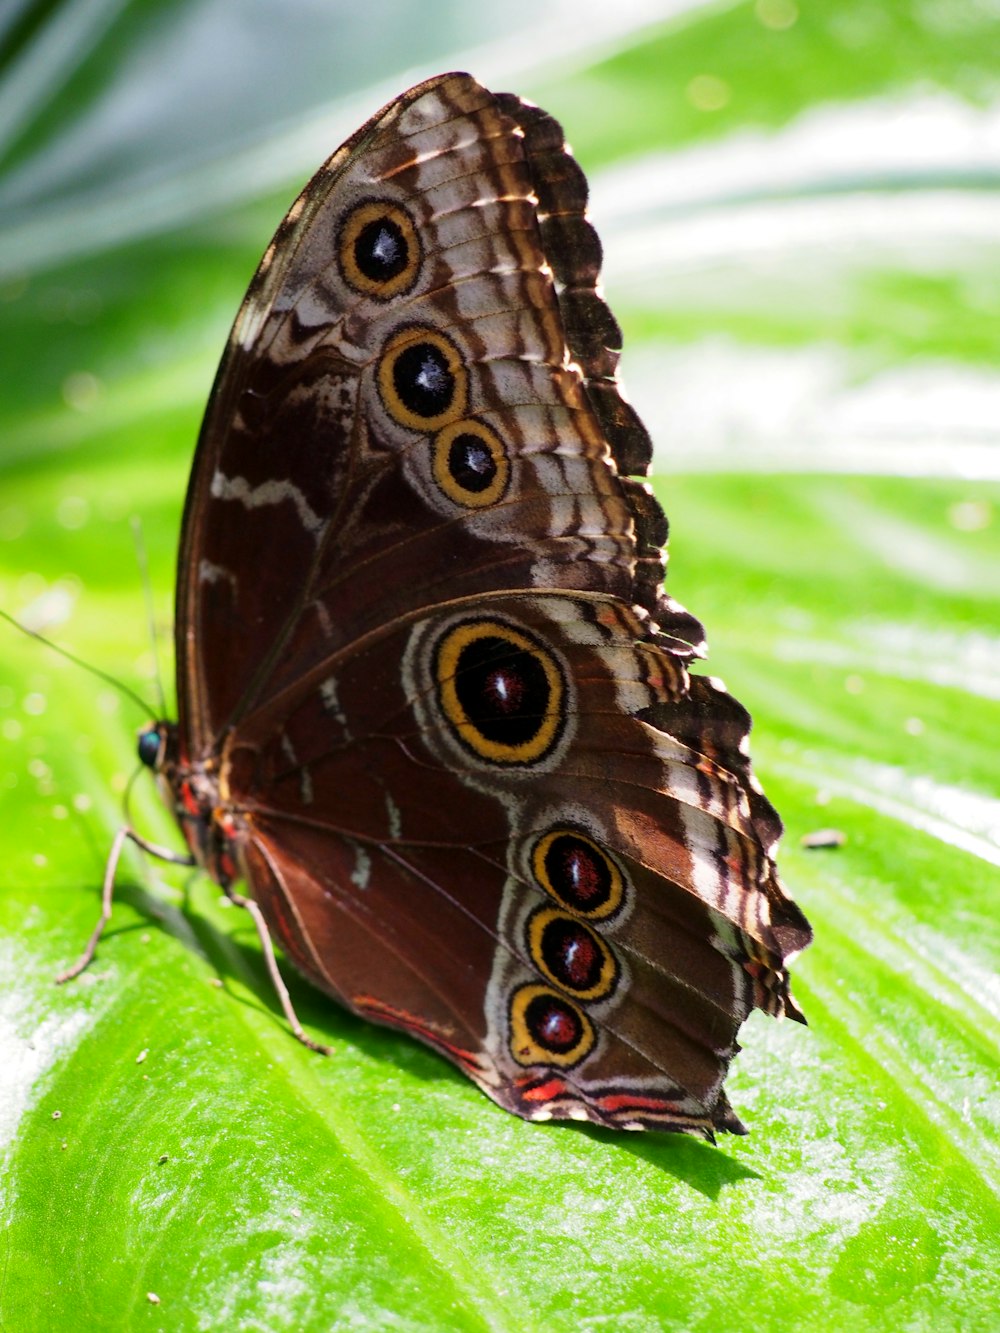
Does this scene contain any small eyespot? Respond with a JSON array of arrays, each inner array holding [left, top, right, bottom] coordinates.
[[432, 419, 510, 509], [434, 619, 565, 765], [526, 908, 619, 1002], [377, 326, 468, 431], [338, 201, 421, 298], [530, 830, 627, 921], [509, 984, 595, 1068]]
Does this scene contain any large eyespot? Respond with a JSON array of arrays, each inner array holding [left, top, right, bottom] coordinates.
[[435, 619, 565, 765], [509, 984, 595, 1068], [378, 326, 468, 431], [432, 418, 510, 508], [526, 908, 619, 1002], [531, 830, 626, 921], [338, 201, 421, 299]]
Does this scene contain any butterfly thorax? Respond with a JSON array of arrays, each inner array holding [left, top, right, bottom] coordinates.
[[138, 721, 239, 887]]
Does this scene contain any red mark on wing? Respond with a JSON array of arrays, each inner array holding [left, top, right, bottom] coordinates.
[[595, 1092, 678, 1113], [354, 994, 482, 1075], [519, 1077, 568, 1103]]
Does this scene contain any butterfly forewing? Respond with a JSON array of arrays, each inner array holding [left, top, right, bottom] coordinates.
[[176, 75, 636, 746], [166, 72, 811, 1138]]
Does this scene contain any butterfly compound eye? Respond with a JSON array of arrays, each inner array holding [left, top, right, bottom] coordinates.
[[137, 728, 162, 769]]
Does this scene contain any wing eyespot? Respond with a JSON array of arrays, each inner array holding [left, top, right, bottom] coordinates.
[[525, 907, 619, 1002], [434, 619, 565, 765], [377, 325, 468, 431], [509, 984, 595, 1068], [431, 418, 510, 508], [531, 830, 627, 921], [338, 200, 421, 299]]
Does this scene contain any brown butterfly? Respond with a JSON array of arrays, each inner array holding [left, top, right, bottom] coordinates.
[[61, 72, 811, 1139]]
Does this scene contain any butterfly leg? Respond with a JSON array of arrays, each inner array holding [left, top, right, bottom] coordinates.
[[55, 826, 196, 984], [226, 889, 332, 1056]]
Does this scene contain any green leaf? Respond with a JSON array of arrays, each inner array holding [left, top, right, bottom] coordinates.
[[2, 3, 998, 1329]]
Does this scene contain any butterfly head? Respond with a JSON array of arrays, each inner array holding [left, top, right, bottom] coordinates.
[[134, 720, 227, 880], [136, 721, 177, 772]]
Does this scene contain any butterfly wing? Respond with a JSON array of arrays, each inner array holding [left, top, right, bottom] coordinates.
[[176, 73, 671, 747], [175, 72, 810, 1137]]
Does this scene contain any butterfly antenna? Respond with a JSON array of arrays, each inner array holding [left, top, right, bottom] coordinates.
[[130, 515, 168, 718], [0, 606, 155, 718], [122, 758, 145, 827]]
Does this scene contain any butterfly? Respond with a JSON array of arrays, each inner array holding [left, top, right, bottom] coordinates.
[[61, 72, 811, 1140]]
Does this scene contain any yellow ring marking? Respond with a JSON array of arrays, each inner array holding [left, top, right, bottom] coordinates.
[[526, 907, 618, 1002], [531, 829, 626, 921], [338, 200, 421, 299], [509, 983, 595, 1069], [436, 619, 564, 765], [377, 325, 468, 432], [431, 418, 510, 509]]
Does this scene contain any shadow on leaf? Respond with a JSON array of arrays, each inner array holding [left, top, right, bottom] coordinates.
[[570, 1119, 761, 1196], [70, 876, 761, 1196]]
